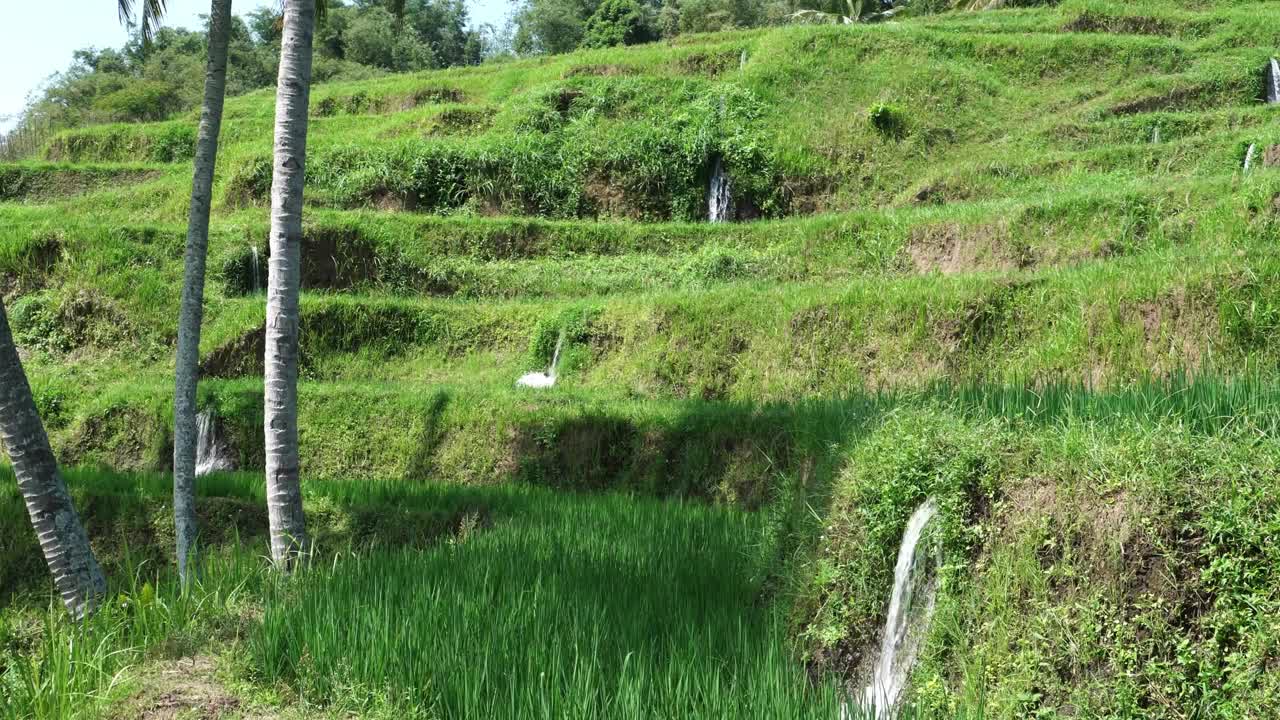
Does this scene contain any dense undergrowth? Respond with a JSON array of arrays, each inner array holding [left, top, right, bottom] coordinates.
[[788, 406, 1280, 718]]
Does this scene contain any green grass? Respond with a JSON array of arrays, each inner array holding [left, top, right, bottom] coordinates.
[[253, 488, 843, 719], [0, 471, 843, 720]]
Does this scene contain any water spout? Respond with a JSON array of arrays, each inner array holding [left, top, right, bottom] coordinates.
[[516, 330, 566, 388], [250, 246, 261, 294], [708, 156, 732, 222], [195, 410, 235, 476], [858, 498, 942, 718], [1268, 58, 1280, 105], [1245, 143, 1258, 172]]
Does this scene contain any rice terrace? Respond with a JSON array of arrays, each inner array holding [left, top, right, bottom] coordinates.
[[3, 0, 1280, 717]]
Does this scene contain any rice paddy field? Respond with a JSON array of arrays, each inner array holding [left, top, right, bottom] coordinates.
[[5, 0, 1280, 716], [0, 471, 845, 719]]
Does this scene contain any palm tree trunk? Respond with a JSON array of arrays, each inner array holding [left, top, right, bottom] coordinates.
[[174, 0, 233, 585], [264, 0, 316, 570], [0, 297, 106, 619]]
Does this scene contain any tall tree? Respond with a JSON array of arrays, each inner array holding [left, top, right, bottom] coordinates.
[[0, 0, 160, 624], [173, 0, 233, 585], [0, 298, 106, 619], [264, 0, 317, 570]]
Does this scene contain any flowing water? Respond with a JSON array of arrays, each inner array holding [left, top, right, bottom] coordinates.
[[250, 246, 261, 294], [195, 410, 235, 476], [516, 331, 566, 388], [1268, 58, 1280, 104], [1245, 143, 1257, 172], [856, 498, 942, 718], [708, 156, 732, 222]]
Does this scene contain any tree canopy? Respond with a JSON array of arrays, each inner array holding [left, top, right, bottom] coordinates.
[[511, 0, 928, 56], [13, 0, 492, 134]]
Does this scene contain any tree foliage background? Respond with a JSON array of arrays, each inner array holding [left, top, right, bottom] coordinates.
[[10, 0, 493, 136], [4, 0, 950, 146]]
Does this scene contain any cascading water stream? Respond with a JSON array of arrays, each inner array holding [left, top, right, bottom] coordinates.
[[708, 156, 732, 222], [1245, 143, 1258, 172], [1267, 58, 1280, 105], [516, 330, 566, 388], [708, 89, 733, 223], [250, 246, 261, 294], [194, 410, 235, 476], [855, 498, 942, 719]]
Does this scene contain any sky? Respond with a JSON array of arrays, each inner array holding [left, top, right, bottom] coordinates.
[[0, 0, 511, 134]]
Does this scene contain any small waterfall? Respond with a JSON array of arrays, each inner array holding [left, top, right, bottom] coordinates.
[[250, 246, 261, 294], [708, 156, 733, 222], [194, 410, 235, 476], [1267, 58, 1280, 105], [1151, 125, 1160, 144], [1245, 143, 1258, 172], [516, 330, 566, 388], [859, 498, 942, 718], [739, 49, 748, 71]]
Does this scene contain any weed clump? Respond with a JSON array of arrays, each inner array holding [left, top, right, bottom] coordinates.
[[867, 102, 906, 138]]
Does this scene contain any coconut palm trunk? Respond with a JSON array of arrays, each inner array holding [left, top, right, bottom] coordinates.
[[264, 0, 316, 570], [173, 0, 233, 585], [0, 298, 106, 619]]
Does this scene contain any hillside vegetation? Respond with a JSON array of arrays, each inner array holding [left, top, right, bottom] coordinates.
[[4, 0, 1280, 717], [7, 0, 1280, 473]]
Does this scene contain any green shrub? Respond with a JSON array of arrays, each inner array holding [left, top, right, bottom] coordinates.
[[8, 293, 71, 353], [867, 102, 906, 138], [218, 243, 267, 296], [224, 156, 274, 207], [795, 408, 1000, 661], [92, 81, 184, 123], [680, 244, 756, 285], [528, 304, 599, 368], [581, 0, 657, 49], [150, 123, 196, 163], [294, 84, 789, 221]]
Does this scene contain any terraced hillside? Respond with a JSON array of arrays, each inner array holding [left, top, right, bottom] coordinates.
[[5, 0, 1280, 716], [2, 0, 1280, 479]]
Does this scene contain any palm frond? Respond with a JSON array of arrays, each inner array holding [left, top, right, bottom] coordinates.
[[117, 0, 168, 44]]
